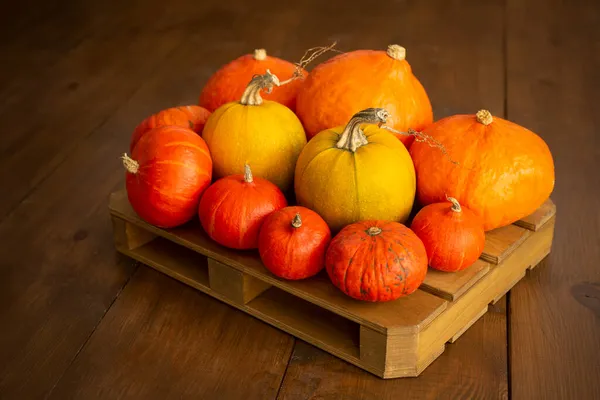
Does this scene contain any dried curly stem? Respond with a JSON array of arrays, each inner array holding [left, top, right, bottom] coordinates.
[[253, 48, 267, 60], [336, 108, 390, 152], [278, 41, 342, 85], [244, 164, 253, 183], [240, 70, 281, 106], [381, 125, 461, 166]]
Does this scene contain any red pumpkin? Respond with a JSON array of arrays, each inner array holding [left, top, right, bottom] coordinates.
[[326, 220, 428, 302], [199, 49, 307, 112], [258, 206, 331, 280], [130, 105, 211, 152], [199, 165, 287, 249], [411, 197, 485, 272], [123, 125, 212, 228]]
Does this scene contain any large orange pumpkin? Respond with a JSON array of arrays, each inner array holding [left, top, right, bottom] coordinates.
[[411, 197, 485, 272], [258, 206, 331, 280], [199, 49, 307, 112], [198, 165, 287, 250], [410, 110, 555, 231], [130, 105, 211, 152], [123, 125, 212, 228], [326, 220, 428, 302], [296, 44, 432, 146]]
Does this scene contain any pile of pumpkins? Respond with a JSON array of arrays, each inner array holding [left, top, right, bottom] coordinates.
[[122, 45, 555, 302]]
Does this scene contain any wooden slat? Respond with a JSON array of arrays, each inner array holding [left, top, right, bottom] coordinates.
[[110, 190, 448, 335], [481, 224, 531, 264], [421, 260, 490, 301], [514, 199, 556, 231], [507, 0, 600, 398], [48, 268, 293, 400]]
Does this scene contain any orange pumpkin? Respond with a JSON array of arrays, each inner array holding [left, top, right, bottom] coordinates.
[[123, 126, 212, 228], [411, 197, 485, 272], [296, 44, 432, 146], [258, 206, 331, 280], [326, 220, 428, 302], [199, 49, 307, 112], [410, 110, 555, 231], [130, 105, 211, 152], [198, 165, 287, 250]]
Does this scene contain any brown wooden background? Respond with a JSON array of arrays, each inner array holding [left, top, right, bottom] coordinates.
[[1, 0, 599, 398]]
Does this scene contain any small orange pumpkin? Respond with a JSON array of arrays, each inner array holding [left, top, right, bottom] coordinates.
[[198, 165, 287, 250], [258, 206, 331, 280], [410, 110, 555, 231], [199, 49, 307, 112], [411, 197, 485, 272], [296, 44, 432, 146], [326, 220, 428, 302], [130, 105, 211, 152]]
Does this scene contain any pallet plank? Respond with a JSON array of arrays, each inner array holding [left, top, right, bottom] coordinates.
[[481, 224, 531, 264], [514, 199, 556, 231], [420, 260, 490, 301]]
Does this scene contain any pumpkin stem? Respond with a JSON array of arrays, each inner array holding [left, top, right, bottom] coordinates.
[[244, 164, 254, 183], [291, 213, 302, 228], [476, 110, 493, 125], [366, 226, 382, 236], [335, 108, 390, 152], [240, 70, 281, 106], [253, 48, 267, 60], [121, 153, 139, 174], [387, 44, 406, 61], [446, 195, 462, 212]]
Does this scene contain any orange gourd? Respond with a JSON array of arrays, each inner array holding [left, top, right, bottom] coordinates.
[[198, 165, 287, 250], [130, 105, 211, 152], [122, 126, 212, 228], [258, 206, 331, 280], [199, 49, 307, 112], [326, 220, 428, 302], [296, 44, 432, 146], [411, 197, 485, 272], [410, 110, 555, 231]]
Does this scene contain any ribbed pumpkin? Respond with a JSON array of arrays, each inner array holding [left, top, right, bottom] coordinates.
[[202, 71, 306, 192], [410, 110, 555, 231], [130, 105, 211, 152], [411, 197, 485, 272], [258, 206, 331, 280], [294, 108, 416, 232], [326, 220, 428, 302], [199, 49, 307, 112], [122, 125, 212, 228], [296, 44, 432, 146], [199, 165, 287, 250]]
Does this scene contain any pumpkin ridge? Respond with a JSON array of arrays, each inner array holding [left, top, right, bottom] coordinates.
[[297, 145, 337, 183], [141, 160, 206, 177], [208, 188, 235, 238], [342, 241, 365, 296], [390, 233, 414, 291], [352, 152, 361, 223], [149, 184, 195, 202], [358, 240, 377, 300], [163, 141, 210, 157]]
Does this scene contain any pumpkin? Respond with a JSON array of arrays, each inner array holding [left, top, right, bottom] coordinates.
[[199, 48, 307, 112], [410, 110, 555, 231], [130, 105, 211, 152], [296, 44, 432, 146], [122, 125, 212, 228], [199, 165, 287, 250], [202, 71, 307, 192], [258, 206, 331, 280], [326, 220, 428, 302], [294, 108, 416, 232], [411, 197, 485, 272]]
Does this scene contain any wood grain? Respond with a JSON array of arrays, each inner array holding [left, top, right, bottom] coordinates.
[[482, 225, 531, 264], [506, 0, 600, 398], [421, 260, 490, 301], [48, 268, 293, 400]]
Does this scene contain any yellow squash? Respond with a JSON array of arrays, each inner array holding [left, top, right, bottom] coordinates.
[[295, 108, 416, 232], [202, 71, 306, 192]]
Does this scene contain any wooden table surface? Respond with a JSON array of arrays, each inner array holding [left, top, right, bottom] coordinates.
[[1, 0, 599, 398]]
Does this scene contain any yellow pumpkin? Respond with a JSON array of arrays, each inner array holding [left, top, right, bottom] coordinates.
[[295, 108, 416, 232], [202, 71, 306, 192]]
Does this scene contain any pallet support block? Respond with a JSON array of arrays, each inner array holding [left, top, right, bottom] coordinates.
[[111, 217, 156, 251], [208, 259, 271, 305]]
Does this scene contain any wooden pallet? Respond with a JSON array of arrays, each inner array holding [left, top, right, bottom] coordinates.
[[108, 190, 556, 379]]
